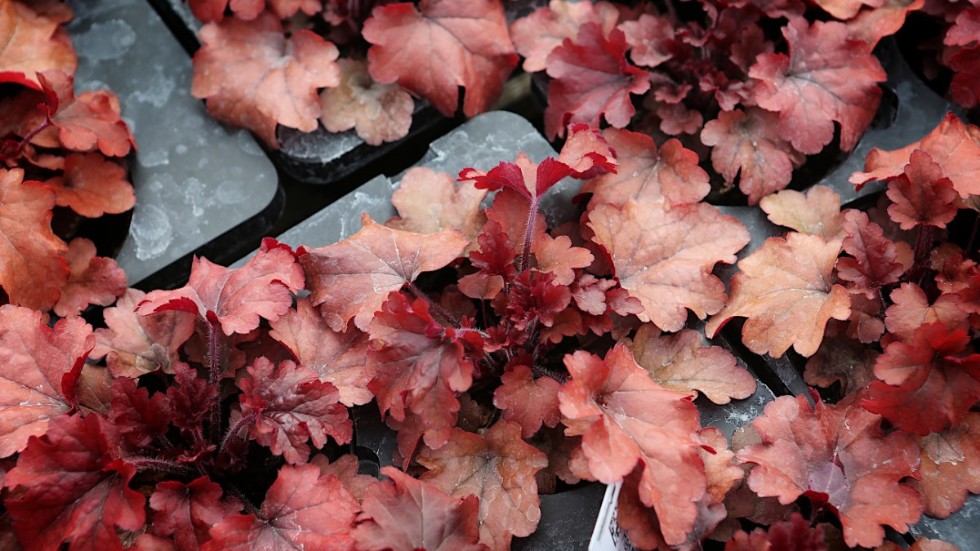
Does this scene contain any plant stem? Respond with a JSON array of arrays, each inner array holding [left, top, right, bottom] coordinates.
[[129, 456, 194, 476], [219, 411, 256, 456], [16, 118, 52, 157], [517, 196, 540, 274], [204, 316, 227, 441], [407, 282, 460, 327]]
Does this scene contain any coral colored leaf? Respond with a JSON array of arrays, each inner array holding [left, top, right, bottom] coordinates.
[[138, 238, 304, 336], [626, 324, 756, 405], [884, 283, 969, 340], [706, 233, 851, 358], [836, 210, 907, 299], [191, 12, 340, 148], [203, 464, 358, 551], [368, 293, 476, 458], [544, 23, 650, 138], [581, 128, 710, 208], [4, 414, 146, 551], [739, 394, 921, 548], [589, 200, 749, 332], [759, 185, 843, 239], [725, 513, 830, 551], [310, 454, 377, 502], [701, 108, 805, 204], [886, 150, 959, 230], [914, 413, 980, 518], [319, 58, 413, 146], [363, 0, 518, 117], [301, 215, 468, 332], [847, 0, 924, 49], [417, 422, 548, 550], [851, 113, 980, 198], [389, 166, 488, 245], [559, 345, 707, 546], [54, 238, 127, 317], [864, 323, 980, 435], [510, 0, 618, 72], [0, 305, 93, 457], [493, 364, 561, 438], [556, 123, 618, 178], [268, 296, 374, 406], [814, 0, 882, 19], [353, 466, 486, 551], [45, 153, 135, 217], [35, 71, 135, 157], [149, 476, 243, 551], [532, 233, 593, 286], [92, 289, 195, 378], [0, 168, 68, 310], [620, 13, 675, 68], [0, 1, 76, 84], [749, 18, 885, 154], [238, 357, 352, 464]]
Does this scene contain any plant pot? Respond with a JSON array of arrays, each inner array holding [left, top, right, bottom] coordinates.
[[67, 0, 281, 290]]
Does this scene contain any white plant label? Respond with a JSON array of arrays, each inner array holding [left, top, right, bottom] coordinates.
[[589, 482, 638, 551]]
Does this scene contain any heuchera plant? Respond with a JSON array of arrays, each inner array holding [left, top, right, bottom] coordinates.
[[187, 0, 518, 147], [0, 0, 133, 315], [510, 0, 928, 203], [912, 0, 980, 112], [2, 106, 973, 549]]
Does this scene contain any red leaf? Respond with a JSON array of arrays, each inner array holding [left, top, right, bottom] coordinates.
[[701, 108, 805, 204], [864, 323, 980, 435], [36, 71, 135, 157], [459, 153, 580, 203], [836, 210, 908, 299], [626, 324, 756, 405], [417, 422, 548, 550], [581, 128, 710, 208], [238, 357, 352, 464], [758, 185, 844, 239], [310, 454, 377, 502], [149, 476, 243, 551], [368, 292, 476, 459], [544, 23, 650, 138], [319, 58, 413, 145], [739, 394, 921, 548], [0, 168, 68, 310], [556, 123, 618, 178], [54, 238, 127, 317], [0, 1, 76, 85], [559, 344, 707, 546], [388, 166, 488, 245], [749, 18, 885, 154], [509, 0, 619, 72], [886, 150, 959, 230], [725, 513, 829, 551], [45, 153, 135, 217], [589, 200, 749, 332], [107, 377, 171, 449], [166, 362, 217, 432], [191, 12, 340, 148], [268, 296, 374, 406], [493, 364, 561, 438], [204, 464, 358, 550], [0, 305, 93, 457], [851, 113, 980, 198], [706, 233, 851, 358], [92, 289, 196, 378], [300, 215, 468, 332], [4, 414, 146, 551], [914, 412, 980, 518], [353, 466, 486, 551], [138, 238, 304, 336], [363, 0, 518, 117]]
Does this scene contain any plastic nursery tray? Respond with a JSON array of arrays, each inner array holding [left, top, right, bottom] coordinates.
[[252, 111, 779, 550], [67, 0, 281, 290]]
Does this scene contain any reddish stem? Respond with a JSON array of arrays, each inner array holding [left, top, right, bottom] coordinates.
[[219, 411, 256, 456]]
